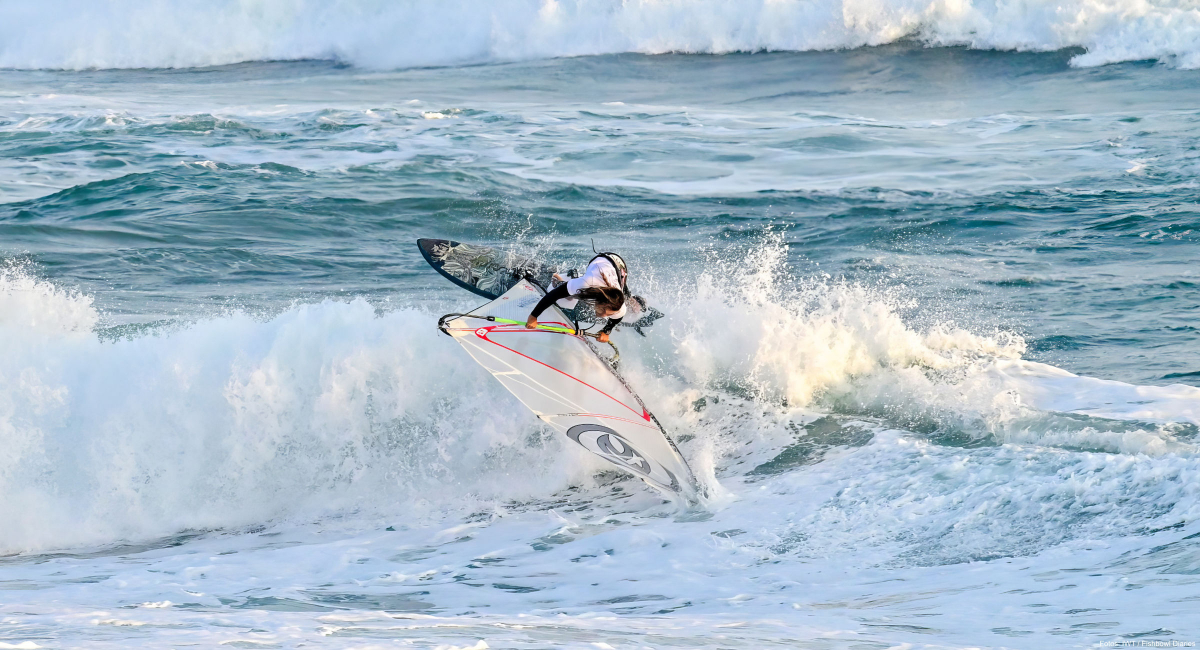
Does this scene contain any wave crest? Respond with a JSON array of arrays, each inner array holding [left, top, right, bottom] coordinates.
[[0, 266, 588, 555], [3, 0, 1199, 71]]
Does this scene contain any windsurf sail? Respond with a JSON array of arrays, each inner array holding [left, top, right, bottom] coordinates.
[[438, 279, 699, 501]]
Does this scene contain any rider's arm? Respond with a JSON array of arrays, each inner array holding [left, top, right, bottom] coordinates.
[[529, 282, 571, 321], [598, 316, 623, 335]]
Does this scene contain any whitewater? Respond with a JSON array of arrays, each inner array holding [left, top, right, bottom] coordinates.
[[3, 5, 1200, 649], [5, 248, 1198, 647], [6, 0, 1200, 70]]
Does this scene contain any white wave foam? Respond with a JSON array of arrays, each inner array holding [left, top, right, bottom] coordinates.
[[0, 268, 600, 554], [753, 428, 1200, 566], [652, 237, 1198, 457], [4, 246, 1197, 555], [0, 263, 96, 335], [664, 237, 1026, 406], [2, 0, 1200, 71], [991, 359, 1200, 425]]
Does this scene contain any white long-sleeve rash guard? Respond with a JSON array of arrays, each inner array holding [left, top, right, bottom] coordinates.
[[562, 257, 628, 319]]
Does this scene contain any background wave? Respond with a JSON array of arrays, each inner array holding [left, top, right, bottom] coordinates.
[[3, 0, 1200, 71]]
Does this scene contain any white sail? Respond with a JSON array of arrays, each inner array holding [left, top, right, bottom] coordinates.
[[440, 280, 698, 500]]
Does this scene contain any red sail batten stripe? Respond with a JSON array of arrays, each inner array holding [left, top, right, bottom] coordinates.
[[472, 325, 651, 422]]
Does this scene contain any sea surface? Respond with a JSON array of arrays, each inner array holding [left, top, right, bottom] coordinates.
[[3, 3, 1200, 648]]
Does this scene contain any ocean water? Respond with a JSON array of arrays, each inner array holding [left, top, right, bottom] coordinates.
[[3, 3, 1200, 648]]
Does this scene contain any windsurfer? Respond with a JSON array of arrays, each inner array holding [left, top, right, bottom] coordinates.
[[526, 252, 635, 342]]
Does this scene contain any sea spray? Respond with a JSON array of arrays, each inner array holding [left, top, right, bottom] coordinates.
[[0, 267, 595, 554], [641, 237, 1196, 459], [4, 238, 1195, 556]]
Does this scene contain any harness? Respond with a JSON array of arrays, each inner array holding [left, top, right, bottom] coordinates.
[[590, 252, 629, 293]]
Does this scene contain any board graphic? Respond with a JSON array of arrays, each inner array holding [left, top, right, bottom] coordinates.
[[418, 238, 664, 334], [439, 279, 698, 500]]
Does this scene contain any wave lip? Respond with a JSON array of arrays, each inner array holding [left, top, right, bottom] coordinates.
[[0, 266, 592, 556], [3, 0, 1200, 71], [3, 236, 1199, 557]]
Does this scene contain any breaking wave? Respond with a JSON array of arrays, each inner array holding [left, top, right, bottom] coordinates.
[[3, 0, 1200, 71], [2, 246, 1196, 555], [0, 264, 598, 554]]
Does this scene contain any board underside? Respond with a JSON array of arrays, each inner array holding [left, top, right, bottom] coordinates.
[[418, 238, 664, 334]]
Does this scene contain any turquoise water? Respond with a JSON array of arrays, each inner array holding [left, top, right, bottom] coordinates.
[[4, 47, 1198, 383], [2, 42, 1200, 649]]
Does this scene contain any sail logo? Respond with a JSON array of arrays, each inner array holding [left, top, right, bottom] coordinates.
[[595, 431, 651, 474], [566, 424, 678, 491]]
